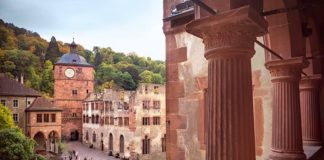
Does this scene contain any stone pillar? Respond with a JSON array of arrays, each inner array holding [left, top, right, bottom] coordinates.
[[186, 6, 267, 160], [300, 75, 322, 146], [265, 57, 308, 160]]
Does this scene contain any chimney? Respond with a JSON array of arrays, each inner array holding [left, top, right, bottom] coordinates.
[[20, 74, 24, 84]]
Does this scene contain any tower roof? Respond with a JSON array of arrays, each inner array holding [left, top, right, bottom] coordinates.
[[55, 39, 92, 67]]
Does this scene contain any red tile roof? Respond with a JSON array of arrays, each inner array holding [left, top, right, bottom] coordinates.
[[26, 97, 62, 112], [0, 74, 41, 97]]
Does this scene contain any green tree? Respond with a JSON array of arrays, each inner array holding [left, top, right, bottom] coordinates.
[[115, 72, 136, 90], [0, 104, 42, 160], [45, 36, 62, 63], [152, 73, 163, 84], [0, 103, 15, 130], [139, 70, 154, 83], [40, 60, 54, 96]]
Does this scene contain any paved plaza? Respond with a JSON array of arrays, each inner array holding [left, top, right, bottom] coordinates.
[[61, 142, 118, 160]]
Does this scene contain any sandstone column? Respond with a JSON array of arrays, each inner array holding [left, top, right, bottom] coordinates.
[[265, 57, 308, 160], [186, 6, 267, 160], [300, 75, 322, 146]]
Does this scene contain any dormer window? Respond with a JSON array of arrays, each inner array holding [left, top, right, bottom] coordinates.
[[72, 59, 77, 63]]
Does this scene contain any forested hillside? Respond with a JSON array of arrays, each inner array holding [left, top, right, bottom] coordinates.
[[0, 19, 165, 97]]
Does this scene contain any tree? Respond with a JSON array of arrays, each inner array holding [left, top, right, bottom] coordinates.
[[45, 36, 62, 63], [139, 70, 154, 83], [0, 128, 36, 160], [115, 72, 136, 90], [152, 73, 163, 84], [40, 60, 54, 96], [0, 103, 15, 130], [0, 104, 42, 160]]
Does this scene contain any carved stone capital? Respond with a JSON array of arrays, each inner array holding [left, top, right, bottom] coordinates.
[[265, 57, 309, 82], [186, 5, 267, 60], [300, 74, 322, 91]]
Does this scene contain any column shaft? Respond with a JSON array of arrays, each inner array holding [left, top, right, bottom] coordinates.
[[186, 6, 267, 160], [300, 75, 322, 146], [266, 58, 308, 160], [207, 55, 255, 160]]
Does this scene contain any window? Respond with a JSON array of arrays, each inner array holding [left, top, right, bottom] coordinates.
[[142, 135, 150, 154], [37, 114, 42, 123], [72, 113, 77, 117], [0, 99, 5, 106], [51, 114, 56, 122], [96, 115, 99, 124], [13, 100, 18, 107], [83, 115, 86, 123], [118, 117, 123, 126], [72, 90, 77, 95], [91, 103, 94, 110], [27, 101, 31, 105], [44, 114, 49, 122], [13, 113, 18, 122], [93, 132, 96, 142], [142, 100, 150, 109], [124, 117, 129, 126], [162, 134, 166, 152], [142, 117, 150, 125], [86, 90, 89, 94], [153, 101, 160, 109], [105, 116, 109, 125], [91, 115, 95, 123], [145, 85, 148, 94], [154, 86, 159, 94], [86, 131, 89, 141], [110, 117, 114, 125], [124, 102, 129, 110], [153, 116, 160, 125]]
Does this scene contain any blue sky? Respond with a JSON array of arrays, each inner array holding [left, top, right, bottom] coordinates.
[[0, 0, 165, 60]]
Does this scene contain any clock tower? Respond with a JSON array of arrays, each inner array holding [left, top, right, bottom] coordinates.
[[54, 40, 94, 141]]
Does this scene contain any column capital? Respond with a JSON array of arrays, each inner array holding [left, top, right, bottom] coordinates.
[[265, 57, 309, 82], [186, 5, 267, 59], [300, 74, 322, 91]]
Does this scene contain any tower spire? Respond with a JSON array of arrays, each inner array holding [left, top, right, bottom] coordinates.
[[70, 35, 77, 53]]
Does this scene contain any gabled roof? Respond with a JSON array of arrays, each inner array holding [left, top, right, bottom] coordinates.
[[26, 97, 62, 112], [0, 74, 41, 97]]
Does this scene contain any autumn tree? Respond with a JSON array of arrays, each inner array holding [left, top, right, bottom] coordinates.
[[45, 36, 62, 63]]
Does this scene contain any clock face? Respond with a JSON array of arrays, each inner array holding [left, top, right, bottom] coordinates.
[[65, 68, 75, 78]]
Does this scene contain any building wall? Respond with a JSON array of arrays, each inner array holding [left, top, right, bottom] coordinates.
[[82, 84, 166, 159], [27, 111, 62, 139], [54, 64, 94, 140], [0, 96, 37, 133]]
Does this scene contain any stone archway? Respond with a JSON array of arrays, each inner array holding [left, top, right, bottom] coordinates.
[[70, 130, 79, 141], [34, 132, 46, 152], [48, 130, 59, 153], [119, 135, 124, 154], [109, 133, 113, 150]]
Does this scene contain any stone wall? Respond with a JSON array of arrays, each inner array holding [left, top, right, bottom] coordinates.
[[54, 64, 94, 140], [0, 96, 37, 133]]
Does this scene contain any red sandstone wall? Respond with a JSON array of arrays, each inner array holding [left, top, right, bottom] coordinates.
[[54, 64, 94, 140]]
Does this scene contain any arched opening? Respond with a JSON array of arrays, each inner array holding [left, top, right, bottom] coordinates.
[[34, 132, 46, 152], [85, 131, 89, 141], [108, 133, 113, 156], [142, 135, 150, 154], [120, 135, 124, 153], [48, 131, 59, 153], [70, 130, 79, 141]]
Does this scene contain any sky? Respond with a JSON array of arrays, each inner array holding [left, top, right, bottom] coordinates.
[[0, 0, 166, 60]]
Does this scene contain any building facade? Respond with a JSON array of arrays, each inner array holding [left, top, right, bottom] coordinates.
[[54, 41, 94, 140], [0, 73, 41, 133], [82, 84, 166, 159], [26, 97, 62, 153], [0, 73, 62, 154], [163, 0, 324, 160]]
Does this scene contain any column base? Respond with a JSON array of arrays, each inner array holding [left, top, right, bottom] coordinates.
[[303, 140, 322, 146], [270, 151, 306, 160]]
